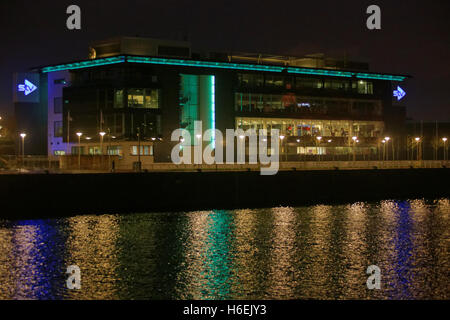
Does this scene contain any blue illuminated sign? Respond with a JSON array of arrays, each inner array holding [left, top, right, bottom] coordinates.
[[393, 86, 406, 101], [18, 79, 37, 96]]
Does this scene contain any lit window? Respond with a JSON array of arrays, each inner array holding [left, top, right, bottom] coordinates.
[[131, 145, 154, 156], [128, 89, 160, 109]]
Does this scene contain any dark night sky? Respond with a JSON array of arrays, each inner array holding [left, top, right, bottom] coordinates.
[[0, 0, 449, 121]]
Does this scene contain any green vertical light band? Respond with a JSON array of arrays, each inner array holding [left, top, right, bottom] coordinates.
[[211, 76, 216, 149]]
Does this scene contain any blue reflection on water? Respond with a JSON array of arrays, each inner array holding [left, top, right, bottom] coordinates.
[[12, 220, 64, 300], [392, 201, 414, 299]]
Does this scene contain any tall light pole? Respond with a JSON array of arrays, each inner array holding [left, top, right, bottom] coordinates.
[[280, 135, 286, 161], [381, 139, 386, 161], [415, 137, 421, 161], [99, 131, 106, 155], [384, 137, 391, 161], [352, 136, 357, 161], [20, 133, 26, 167], [443, 137, 448, 161], [76, 132, 83, 169], [137, 127, 142, 172], [316, 136, 322, 161]]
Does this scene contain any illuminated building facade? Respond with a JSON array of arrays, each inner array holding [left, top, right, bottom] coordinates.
[[15, 37, 409, 164]]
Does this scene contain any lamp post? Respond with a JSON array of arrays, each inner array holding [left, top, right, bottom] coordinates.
[[76, 132, 82, 169], [443, 137, 448, 161], [327, 139, 334, 161], [352, 136, 357, 161], [280, 135, 286, 161], [99, 131, 106, 155], [316, 136, 322, 161], [137, 127, 142, 172], [384, 137, 391, 161], [415, 137, 421, 161], [20, 133, 26, 167], [381, 139, 386, 161]]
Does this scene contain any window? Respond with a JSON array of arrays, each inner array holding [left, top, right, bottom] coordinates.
[[54, 79, 67, 85], [54, 150, 66, 156], [107, 146, 123, 156], [324, 80, 350, 91], [265, 75, 284, 88], [71, 146, 85, 155], [54, 121, 63, 137], [128, 89, 160, 109], [238, 74, 264, 87], [54, 97, 63, 114], [354, 81, 373, 94], [88, 147, 101, 155], [131, 145, 154, 156], [296, 77, 323, 90], [114, 89, 124, 108]]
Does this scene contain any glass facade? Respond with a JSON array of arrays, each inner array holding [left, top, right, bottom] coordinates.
[[107, 146, 123, 156], [131, 145, 154, 156], [113, 89, 160, 109], [114, 89, 124, 108], [128, 89, 160, 109], [237, 73, 374, 95], [236, 117, 384, 138], [235, 93, 382, 117]]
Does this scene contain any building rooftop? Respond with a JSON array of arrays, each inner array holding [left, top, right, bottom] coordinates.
[[34, 36, 410, 82]]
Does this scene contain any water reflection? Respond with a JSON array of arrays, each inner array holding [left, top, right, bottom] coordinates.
[[176, 211, 234, 300], [64, 215, 120, 299], [0, 198, 448, 300], [0, 220, 65, 299], [266, 207, 297, 299]]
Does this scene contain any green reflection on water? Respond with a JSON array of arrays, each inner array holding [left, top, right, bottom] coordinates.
[[0, 199, 448, 300]]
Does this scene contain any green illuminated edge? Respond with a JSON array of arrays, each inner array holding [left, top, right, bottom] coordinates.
[[42, 55, 406, 81], [42, 56, 126, 73]]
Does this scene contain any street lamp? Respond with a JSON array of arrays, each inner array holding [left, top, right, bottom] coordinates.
[[317, 136, 322, 161], [443, 137, 448, 161], [99, 131, 106, 155], [415, 137, 421, 161], [279, 135, 286, 160], [352, 136, 358, 161], [20, 133, 26, 166], [384, 137, 390, 160], [76, 132, 82, 169]]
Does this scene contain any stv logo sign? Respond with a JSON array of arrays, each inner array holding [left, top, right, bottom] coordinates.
[[393, 86, 406, 101], [18, 79, 37, 96]]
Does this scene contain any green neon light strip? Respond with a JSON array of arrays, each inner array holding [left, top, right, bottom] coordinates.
[[287, 68, 353, 78], [42, 56, 126, 73], [42, 55, 407, 81], [127, 56, 286, 72], [356, 73, 406, 81], [211, 76, 216, 149]]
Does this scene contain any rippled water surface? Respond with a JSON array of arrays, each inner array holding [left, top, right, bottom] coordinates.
[[0, 199, 448, 300]]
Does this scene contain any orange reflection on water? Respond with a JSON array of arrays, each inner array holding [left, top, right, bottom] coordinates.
[[64, 214, 120, 300], [0, 227, 14, 299], [266, 207, 297, 299], [175, 211, 213, 299], [230, 209, 259, 299]]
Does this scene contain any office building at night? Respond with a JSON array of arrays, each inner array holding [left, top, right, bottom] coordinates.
[[14, 37, 409, 168]]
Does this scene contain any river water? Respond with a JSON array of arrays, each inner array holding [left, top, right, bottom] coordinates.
[[0, 199, 448, 300]]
